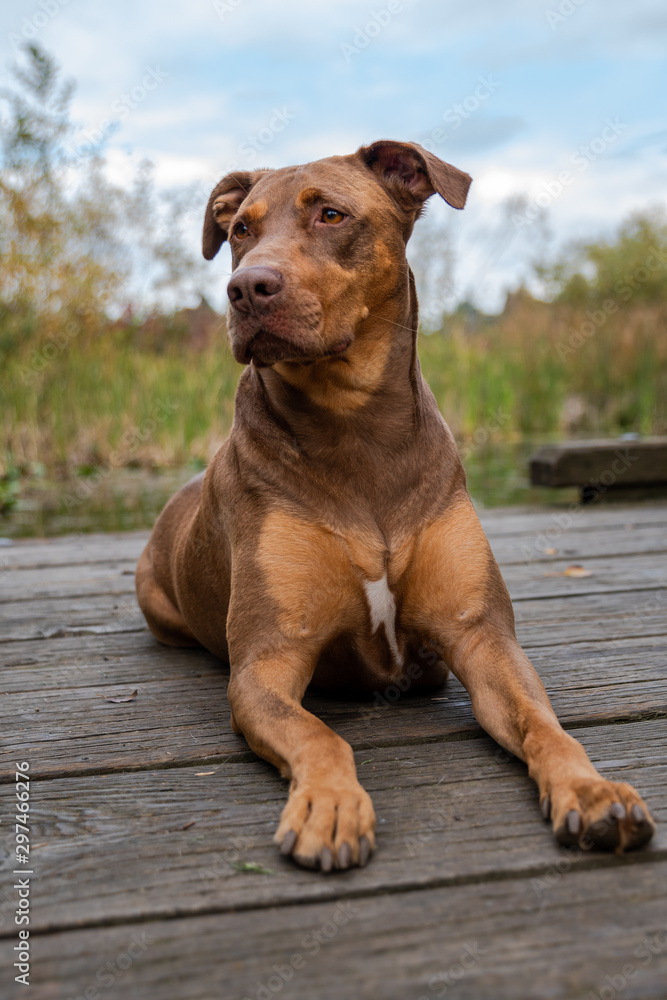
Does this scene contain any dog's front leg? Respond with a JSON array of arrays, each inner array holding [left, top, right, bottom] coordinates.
[[226, 514, 376, 872], [403, 494, 655, 852], [227, 650, 375, 872]]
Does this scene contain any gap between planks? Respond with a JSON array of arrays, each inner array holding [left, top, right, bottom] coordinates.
[[9, 849, 666, 941], [2, 711, 666, 786]]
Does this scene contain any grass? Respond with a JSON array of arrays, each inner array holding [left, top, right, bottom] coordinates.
[[422, 296, 667, 442], [2, 47, 665, 531], [2, 297, 666, 489]]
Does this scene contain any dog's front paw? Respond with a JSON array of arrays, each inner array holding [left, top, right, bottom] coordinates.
[[274, 777, 376, 873], [541, 778, 654, 852]]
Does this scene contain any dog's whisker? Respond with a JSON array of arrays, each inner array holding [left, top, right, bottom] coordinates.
[[365, 312, 416, 336]]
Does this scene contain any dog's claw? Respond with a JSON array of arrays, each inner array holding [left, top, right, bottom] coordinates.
[[337, 841, 352, 870], [609, 802, 626, 821], [630, 812, 654, 850], [632, 804, 646, 824], [555, 808, 583, 847], [359, 835, 371, 867], [541, 796, 551, 820], [280, 830, 298, 856], [320, 847, 333, 873]]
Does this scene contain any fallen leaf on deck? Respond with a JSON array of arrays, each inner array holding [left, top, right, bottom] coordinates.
[[563, 564, 593, 577], [103, 689, 138, 703], [181, 820, 196, 830], [544, 547, 558, 555], [544, 564, 593, 578], [195, 771, 215, 776], [233, 861, 274, 875]]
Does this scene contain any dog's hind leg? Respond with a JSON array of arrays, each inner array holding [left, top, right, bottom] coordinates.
[[136, 472, 206, 649], [136, 546, 200, 647]]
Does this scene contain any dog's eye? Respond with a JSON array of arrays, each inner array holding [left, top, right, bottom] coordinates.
[[321, 208, 345, 225], [233, 222, 250, 240]]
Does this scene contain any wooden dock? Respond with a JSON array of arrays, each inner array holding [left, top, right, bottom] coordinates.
[[1, 502, 666, 999]]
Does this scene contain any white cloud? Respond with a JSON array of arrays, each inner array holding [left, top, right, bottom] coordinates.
[[1, 0, 664, 314]]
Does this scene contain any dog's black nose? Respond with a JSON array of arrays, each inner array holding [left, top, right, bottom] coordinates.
[[227, 266, 284, 313]]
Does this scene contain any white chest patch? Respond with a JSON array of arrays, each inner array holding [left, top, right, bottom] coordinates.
[[363, 574, 402, 665]]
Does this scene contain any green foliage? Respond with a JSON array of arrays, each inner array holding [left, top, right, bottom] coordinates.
[[537, 209, 667, 305], [0, 43, 208, 369], [422, 298, 667, 442], [1, 44, 666, 497]]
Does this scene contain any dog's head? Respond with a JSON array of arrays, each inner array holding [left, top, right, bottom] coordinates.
[[203, 140, 471, 367]]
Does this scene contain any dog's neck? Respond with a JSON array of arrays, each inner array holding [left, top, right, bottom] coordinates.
[[243, 268, 427, 458]]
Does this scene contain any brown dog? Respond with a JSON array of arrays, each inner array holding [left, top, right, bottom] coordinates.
[[136, 139, 654, 872]]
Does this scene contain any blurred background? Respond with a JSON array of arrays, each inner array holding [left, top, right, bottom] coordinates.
[[0, 0, 665, 535]]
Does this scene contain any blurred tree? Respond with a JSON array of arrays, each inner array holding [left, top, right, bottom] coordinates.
[[0, 44, 208, 359], [407, 206, 458, 326], [536, 208, 667, 306]]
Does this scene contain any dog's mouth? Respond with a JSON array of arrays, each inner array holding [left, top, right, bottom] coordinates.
[[234, 324, 352, 367], [227, 281, 355, 367]]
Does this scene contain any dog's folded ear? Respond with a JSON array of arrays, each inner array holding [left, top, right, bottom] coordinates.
[[202, 169, 271, 260], [358, 140, 472, 212]]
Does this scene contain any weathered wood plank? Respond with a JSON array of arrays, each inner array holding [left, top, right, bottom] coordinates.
[[3, 580, 664, 646], [0, 531, 148, 569], [513, 587, 667, 647], [477, 501, 667, 532], [0, 561, 137, 603], [490, 521, 667, 565], [2, 853, 665, 1000], [2, 628, 663, 694], [1, 631, 666, 781], [508, 552, 666, 596], [2, 502, 666, 570], [0, 508, 664, 1000], [0, 592, 147, 642], [7, 520, 665, 577], [2, 549, 666, 605], [530, 437, 667, 487], [0, 721, 663, 934], [0, 631, 220, 688]]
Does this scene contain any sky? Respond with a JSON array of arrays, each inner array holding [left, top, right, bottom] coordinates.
[[1, 0, 666, 313]]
